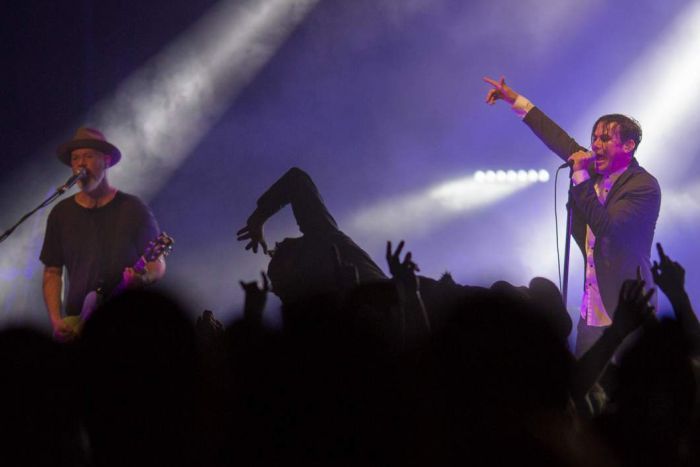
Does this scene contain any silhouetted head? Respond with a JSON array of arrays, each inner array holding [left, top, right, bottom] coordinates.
[[79, 289, 198, 467], [267, 236, 340, 304]]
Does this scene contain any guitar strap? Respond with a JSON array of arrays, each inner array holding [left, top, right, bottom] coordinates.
[[87, 206, 106, 298]]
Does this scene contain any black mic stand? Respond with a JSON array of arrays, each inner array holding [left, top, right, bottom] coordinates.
[[0, 178, 79, 245], [561, 167, 574, 306]]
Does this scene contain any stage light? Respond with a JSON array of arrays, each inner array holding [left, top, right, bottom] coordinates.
[[473, 169, 551, 184], [350, 173, 537, 238], [98, 0, 321, 198]]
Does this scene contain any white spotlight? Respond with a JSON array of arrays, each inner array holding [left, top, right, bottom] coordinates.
[[350, 175, 533, 238], [577, 1, 700, 181], [98, 0, 321, 199]]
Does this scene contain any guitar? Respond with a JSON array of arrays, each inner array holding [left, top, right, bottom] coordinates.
[[63, 232, 175, 335]]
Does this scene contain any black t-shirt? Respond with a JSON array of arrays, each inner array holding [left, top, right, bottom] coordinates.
[[40, 191, 160, 315]]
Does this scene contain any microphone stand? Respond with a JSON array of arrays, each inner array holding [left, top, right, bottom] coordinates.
[[561, 168, 574, 306], [0, 178, 80, 245]]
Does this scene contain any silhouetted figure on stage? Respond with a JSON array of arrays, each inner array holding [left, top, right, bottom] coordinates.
[[484, 76, 661, 356], [237, 167, 386, 305]]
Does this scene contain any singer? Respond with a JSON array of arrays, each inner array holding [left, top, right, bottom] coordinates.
[[39, 127, 165, 342], [483, 76, 661, 356]]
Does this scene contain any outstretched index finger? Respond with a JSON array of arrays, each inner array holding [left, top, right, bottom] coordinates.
[[482, 75, 505, 88], [656, 243, 669, 263], [394, 240, 405, 259]]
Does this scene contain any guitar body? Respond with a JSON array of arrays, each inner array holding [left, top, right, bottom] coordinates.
[[66, 232, 174, 337], [62, 289, 103, 335]]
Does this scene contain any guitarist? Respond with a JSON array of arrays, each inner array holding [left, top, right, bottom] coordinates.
[[40, 127, 166, 342]]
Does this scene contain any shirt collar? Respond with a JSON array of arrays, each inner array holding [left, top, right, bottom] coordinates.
[[602, 165, 629, 184]]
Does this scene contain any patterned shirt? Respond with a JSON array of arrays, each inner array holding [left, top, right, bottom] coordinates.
[[573, 168, 628, 326]]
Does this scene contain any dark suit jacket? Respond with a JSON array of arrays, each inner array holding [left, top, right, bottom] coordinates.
[[523, 107, 661, 317]]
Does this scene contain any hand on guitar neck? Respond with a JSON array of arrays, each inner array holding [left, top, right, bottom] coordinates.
[[121, 261, 161, 290]]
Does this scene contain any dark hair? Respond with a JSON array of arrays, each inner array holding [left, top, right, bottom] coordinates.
[[592, 114, 642, 155]]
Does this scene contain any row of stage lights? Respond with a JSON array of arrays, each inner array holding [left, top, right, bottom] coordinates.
[[473, 169, 550, 183]]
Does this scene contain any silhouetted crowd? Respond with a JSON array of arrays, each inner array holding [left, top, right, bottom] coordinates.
[[2, 239, 699, 467]]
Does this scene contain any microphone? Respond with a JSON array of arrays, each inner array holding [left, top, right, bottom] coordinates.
[[58, 168, 87, 193], [558, 150, 594, 170]]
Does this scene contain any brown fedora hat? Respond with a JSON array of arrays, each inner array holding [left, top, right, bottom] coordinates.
[[56, 127, 121, 167]]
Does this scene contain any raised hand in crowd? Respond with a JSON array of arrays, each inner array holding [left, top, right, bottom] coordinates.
[[386, 240, 419, 294], [239, 272, 270, 325], [652, 243, 686, 302], [574, 273, 655, 405], [386, 240, 430, 338], [236, 210, 268, 254], [652, 243, 700, 353], [608, 270, 656, 340]]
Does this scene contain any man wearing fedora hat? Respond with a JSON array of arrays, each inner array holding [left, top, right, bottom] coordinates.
[[40, 127, 166, 341]]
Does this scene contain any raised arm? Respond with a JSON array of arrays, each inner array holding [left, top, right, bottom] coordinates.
[[237, 167, 339, 254], [386, 240, 431, 344], [652, 243, 700, 353], [573, 275, 655, 400], [483, 75, 588, 163]]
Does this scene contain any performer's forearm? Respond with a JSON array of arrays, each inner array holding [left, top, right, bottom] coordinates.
[[573, 326, 624, 399], [42, 267, 64, 325]]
